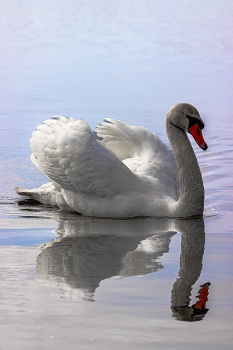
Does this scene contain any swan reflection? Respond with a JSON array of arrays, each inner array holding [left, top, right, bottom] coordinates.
[[170, 218, 210, 321], [36, 216, 175, 300], [35, 215, 209, 320]]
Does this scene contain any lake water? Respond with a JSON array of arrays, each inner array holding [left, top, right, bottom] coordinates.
[[0, 0, 233, 349]]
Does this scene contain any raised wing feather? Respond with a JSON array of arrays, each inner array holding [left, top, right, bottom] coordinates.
[[95, 119, 177, 198], [30, 117, 140, 197]]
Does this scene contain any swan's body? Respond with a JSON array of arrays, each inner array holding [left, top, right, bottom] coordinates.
[[15, 103, 207, 218]]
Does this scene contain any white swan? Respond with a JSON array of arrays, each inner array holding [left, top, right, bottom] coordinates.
[[15, 103, 207, 218]]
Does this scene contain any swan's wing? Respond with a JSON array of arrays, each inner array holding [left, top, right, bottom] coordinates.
[[30, 117, 140, 197], [95, 119, 175, 175], [95, 118, 177, 199]]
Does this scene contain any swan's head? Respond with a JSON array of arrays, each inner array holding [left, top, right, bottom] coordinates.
[[167, 103, 208, 150]]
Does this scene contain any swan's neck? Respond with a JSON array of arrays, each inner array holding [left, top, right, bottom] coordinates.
[[166, 119, 204, 217]]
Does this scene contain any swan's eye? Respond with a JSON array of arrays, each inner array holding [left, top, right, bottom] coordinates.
[[186, 115, 204, 131]]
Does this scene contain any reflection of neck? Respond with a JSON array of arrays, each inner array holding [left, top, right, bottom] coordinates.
[[171, 219, 205, 309], [166, 119, 204, 217]]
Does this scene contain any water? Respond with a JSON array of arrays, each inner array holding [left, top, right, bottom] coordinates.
[[0, 0, 233, 349]]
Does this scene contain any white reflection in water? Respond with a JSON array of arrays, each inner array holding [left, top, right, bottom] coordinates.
[[35, 215, 209, 321]]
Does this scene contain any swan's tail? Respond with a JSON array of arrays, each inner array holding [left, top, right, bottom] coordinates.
[[14, 184, 54, 202], [14, 187, 35, 197], [14, 184, 70, 210]]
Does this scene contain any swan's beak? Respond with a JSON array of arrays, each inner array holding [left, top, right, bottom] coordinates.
[[189, 124, 208, 150]]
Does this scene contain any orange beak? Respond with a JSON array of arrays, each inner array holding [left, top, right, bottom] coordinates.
[[189, 124, 208, 150]]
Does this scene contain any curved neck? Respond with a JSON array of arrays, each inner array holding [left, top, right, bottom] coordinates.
[[166, 118, 204, 217], [170, 218, 205, 320]]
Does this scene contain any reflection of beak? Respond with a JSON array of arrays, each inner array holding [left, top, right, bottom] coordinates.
[[189, 124, 208, 150]]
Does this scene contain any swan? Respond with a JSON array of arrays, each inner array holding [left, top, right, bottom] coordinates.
[[15, 103, 207, 218]]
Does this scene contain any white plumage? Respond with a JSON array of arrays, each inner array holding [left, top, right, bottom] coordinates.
[[15, 103, 207, 218]]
